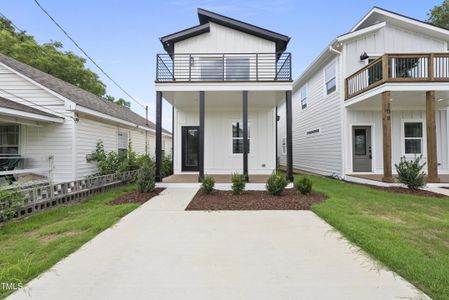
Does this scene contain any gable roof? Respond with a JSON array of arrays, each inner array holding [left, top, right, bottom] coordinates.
[[160, 8, 290, 53], [352, 7, 449, 41], [0, 54, 171, 134]]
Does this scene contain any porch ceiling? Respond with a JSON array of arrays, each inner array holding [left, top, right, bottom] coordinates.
[[162, 90, 285, 109], [346, 90, 449, 111]]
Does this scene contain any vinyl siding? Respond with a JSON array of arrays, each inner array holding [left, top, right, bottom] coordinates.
[[0, 63, 76, 182]]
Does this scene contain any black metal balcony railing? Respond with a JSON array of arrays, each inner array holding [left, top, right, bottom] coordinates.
[[345, 53, 449, 99], [156, 52, 292, 82]]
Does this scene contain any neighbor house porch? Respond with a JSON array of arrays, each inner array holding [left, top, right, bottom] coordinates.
[[345, 53, 449, 183]]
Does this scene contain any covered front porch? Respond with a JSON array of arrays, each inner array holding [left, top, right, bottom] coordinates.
[[154, 88, 294, 183]]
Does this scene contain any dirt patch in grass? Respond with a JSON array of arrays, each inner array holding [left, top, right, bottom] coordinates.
[[110, 188, 165, 205], [25, 229, 86, 243], [186, 188, 327, 210], [348, 182, 446, 198]]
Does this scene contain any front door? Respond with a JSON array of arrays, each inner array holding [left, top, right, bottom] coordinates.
[[352, 126, 372, 172], [182, 126, 199, 171]]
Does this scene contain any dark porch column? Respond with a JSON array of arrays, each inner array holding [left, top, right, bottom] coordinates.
[[426, 91, 440, 182], [242, 91, 249, 182], [382, 91, 394, 183], [286, 90, 293, 181], [155, 91, 162, 182], [198, 91, 205, 181]]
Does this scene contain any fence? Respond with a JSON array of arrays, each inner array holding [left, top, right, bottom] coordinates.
[[0, 170, 137, 222]]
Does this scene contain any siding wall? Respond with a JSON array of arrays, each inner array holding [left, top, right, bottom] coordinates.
[[0, 63, 76, 182], [345, 109, 449, 174], [279, 57, 342, 176], [174, 106, 276, 175]]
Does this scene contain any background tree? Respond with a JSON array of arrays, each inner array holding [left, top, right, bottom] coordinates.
[[0, 16, 131, 108], [105, 95, 131, 109], [428, 0, 449, 29]]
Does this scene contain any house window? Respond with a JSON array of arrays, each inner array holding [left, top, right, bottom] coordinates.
[[281, 137, 286, 155], [300, 85, 307, 109], [117, 131, 129, 155], [404, 122, 423, 154], [0, 125, 19, 156], [232, 122, 250, 154], [200, 57, 223, 80], [226, 58, 250, 80], [325, 61, 336, 95]]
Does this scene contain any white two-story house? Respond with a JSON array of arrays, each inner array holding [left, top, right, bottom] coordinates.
[[278, 7, 449, 184], [155, 8, 293, 182]]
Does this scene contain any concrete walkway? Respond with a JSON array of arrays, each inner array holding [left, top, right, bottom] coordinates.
[[8, 188, 428, 300]]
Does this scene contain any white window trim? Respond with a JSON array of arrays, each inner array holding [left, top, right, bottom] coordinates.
[[117, 130, 129, 151], [231, 120, 251, 155], [323, 60, 337, 96], [0, 124, 20, 158], [401, 119, 426, 158], [281, 137, 287, 155], [300, 84, 308, 110]]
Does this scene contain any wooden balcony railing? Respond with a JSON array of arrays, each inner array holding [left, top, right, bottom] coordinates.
[[345, 53, 449, 99]]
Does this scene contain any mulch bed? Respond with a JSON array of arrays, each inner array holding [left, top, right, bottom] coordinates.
[[185, 188, 327, 210], [110, 188, 165, 205], [347, 181, 446, 198]]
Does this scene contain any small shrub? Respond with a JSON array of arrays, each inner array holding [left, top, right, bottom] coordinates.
[[0, 185, 25, 222], [395, 155, 426, 189], [231, 173, 246, 195], [294, 177, 313, 195], [266, 172, 288, 196], [161, 155, 173, 178], [136, 158, 155, 193], [201, 175, 215, 194]]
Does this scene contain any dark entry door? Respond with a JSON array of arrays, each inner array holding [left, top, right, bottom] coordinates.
[[182, 126, 199, 171], [352, 126, 372, 172]]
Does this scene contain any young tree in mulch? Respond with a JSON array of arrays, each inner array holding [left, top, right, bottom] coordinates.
[[201, 175, 215, 194], [266, 172, 288, 196], [395, 155, 426, 189], [231, 173, 246, 195]]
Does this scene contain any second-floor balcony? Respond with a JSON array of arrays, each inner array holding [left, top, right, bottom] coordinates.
[[345, 53, 449, 99], [156, 52, 292, 82]]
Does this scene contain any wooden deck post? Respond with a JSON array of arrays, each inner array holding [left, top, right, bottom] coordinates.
[[382, 91, 394, 183], [242, 91, 249, 182], [155, 91, 162, 182], [426, 91, 440, 183]]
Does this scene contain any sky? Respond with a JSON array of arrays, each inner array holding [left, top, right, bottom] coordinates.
[[1, 0, 443, 130]]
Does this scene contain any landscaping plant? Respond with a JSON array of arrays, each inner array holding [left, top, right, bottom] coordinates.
[[0, 185, 25, 222], [294, 176, 313, 195], [136, 157, 155, 193], [266, 172, 288, 196], [231, 173, 246, 195], [201, 175, 215, 194], [161, 155, 173, 178], [395, 155, 426, 189]]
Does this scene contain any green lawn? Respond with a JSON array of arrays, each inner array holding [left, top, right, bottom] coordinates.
[[307, 175, 449, 299], [0, 184, 139, 299]]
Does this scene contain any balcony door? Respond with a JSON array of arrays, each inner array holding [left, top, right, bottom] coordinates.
[[181, 126, 199, 172]]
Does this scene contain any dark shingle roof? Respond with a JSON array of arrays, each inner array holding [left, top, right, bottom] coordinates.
[[0, 96, 62, 119], [0, 54, 170, 134]]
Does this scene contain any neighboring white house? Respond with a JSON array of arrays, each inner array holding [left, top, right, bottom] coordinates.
[[0, 53, 172, 183], [278, 7, 449, 183], [154, 8, 293, 182]]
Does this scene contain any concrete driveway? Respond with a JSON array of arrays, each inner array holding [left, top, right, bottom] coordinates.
[[8, 188, 428, 300]]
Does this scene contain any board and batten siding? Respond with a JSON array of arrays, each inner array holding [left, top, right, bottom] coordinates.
[[173, 106, 276, 175], [0, 63, 76, 182], [279, 58, 342, 176], [344, 24, 447, 77], [345, 110, 449, 174]]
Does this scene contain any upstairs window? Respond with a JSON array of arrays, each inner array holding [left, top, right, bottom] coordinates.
[[0, 125, 19, 156], [117, 131, 129, 155], [300, 85, 307, 109], [232, 122, 250, 154], [325, 61, 336, 95], [403, 122, 423, 155], [200, 57, 223, 80], [226, 57, 250, 80]]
